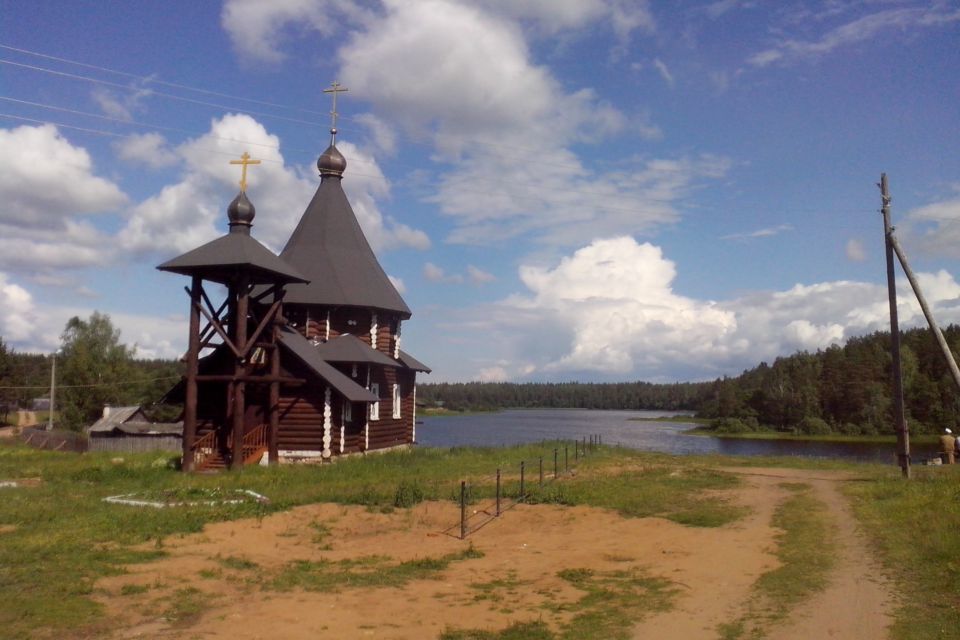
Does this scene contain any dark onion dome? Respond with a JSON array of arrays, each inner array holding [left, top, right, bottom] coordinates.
[[279, 146, 411, 317], [317, 142, 346, 177], [227, 191, 256, 232]]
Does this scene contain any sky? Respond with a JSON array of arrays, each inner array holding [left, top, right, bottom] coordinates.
[[0, 0, 959, 384]]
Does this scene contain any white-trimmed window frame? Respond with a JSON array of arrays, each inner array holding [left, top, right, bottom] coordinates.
[[392, 384, 401, 419], [369, 382, 380, 421]]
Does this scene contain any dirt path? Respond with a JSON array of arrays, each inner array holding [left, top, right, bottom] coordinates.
[[93, 466, 895, 639], [749, 468, 894, 640]]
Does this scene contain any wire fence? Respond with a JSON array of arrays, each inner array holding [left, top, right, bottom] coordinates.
[[13, 427, 88, 453], [441, 434, 605, 540]]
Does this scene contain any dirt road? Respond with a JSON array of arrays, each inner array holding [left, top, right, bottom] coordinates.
[[96, 466, 894, 639]]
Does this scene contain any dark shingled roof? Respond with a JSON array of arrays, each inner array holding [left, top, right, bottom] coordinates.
[[157, 233, 308, 285], [278, 326, 378, 402], [397, 349, 431, 373], [313, 334, 400, 368], [279, 168, 411, 317]]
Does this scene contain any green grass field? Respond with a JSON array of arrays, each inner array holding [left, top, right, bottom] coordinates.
[[0, 441, 957, 639]]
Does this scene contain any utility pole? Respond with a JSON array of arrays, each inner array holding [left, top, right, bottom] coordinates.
[[47, 352, 56, 431], [880, 173, 910, 478]]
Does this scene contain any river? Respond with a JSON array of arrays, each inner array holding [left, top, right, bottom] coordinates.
[[416, 408, 939, 464]]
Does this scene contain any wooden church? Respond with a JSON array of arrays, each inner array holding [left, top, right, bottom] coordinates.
[[159, 93, 428, 471]]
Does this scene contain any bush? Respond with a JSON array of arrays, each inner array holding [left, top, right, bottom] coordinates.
[[393, 480, 424, 508], [712, 418, 752, 434], [797, 417, 831, 435]]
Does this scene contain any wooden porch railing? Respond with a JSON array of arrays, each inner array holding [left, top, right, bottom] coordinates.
[[191, 424, 268, 471], [242, 423, 268, 465], [192, 430, 219, 470]]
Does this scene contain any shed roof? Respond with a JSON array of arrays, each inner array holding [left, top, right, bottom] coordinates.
[[88, 406, 143, 433], [278, 168, 411, 317], [278, 327, 378, 402], [397, 349, 431, 373], [313, 334, 400, 368], [115, 422, 183, 436]]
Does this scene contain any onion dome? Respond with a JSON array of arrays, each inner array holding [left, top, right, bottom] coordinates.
[[227, 191, 256, 234], [317, 142, 347, 178]]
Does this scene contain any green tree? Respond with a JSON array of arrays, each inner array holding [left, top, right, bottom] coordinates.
[[58, 313, 136, 431]]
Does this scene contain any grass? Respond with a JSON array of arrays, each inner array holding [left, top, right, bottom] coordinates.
[[844, 464, 960, 640], [717, 482, 836, 639], [444, 566, 678, 640], [685, 426, 940, 445], [4, 440, 717, 638], [269, 546, 484, 593], [522, 464, 746, 527], [4, 438, 947, 639]]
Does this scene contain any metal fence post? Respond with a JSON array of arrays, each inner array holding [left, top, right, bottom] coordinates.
[[496, 468, 501, 517], [460, 481, 467, 540], [565, 445, 569, 472], [520, 460, 525, 501], [553, 448, 558, 479]]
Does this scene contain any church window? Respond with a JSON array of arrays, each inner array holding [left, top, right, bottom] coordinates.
[[392, 384, 401, 419], [369, 383, 380, 420]]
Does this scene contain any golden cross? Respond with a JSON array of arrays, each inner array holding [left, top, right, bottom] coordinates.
[[322, 81, 349, 144], [229, 152, 261, 192]]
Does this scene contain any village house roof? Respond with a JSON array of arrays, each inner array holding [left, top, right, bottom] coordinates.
[[87, 406, 183, 436], [157, 192, 308, 285], [278, 145, 412, 317], [278, 326, 378, 402], [313, 334, 401, 368]]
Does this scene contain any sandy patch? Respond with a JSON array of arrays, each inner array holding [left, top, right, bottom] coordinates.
[[94, 467, 894, 640]]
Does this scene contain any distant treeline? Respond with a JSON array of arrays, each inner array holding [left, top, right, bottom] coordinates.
[[418, 381, 710, 412], [698, 326, 960, 436], [421, 325, 960, 436]]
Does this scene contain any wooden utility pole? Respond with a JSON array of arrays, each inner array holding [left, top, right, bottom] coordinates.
[[887, 233, 960, 392], [880, 173, 910, 478]]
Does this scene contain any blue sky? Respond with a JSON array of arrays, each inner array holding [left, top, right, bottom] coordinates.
[[1, 0, 959, 383]]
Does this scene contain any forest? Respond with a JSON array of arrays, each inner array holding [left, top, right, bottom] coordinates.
[[421, 325, 960, 436], [0, 313, 182, 430], [4, 314, 960, 436]]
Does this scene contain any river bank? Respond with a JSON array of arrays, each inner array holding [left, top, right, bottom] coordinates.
[[418, 408, 941, 462]]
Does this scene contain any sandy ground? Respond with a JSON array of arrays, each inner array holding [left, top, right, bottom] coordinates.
[[95, 466, 894, 640]]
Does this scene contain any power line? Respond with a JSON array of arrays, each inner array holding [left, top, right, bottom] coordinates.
[[0, 43, 331, 118], [0, 58, 327, 129], [0, 375, 180, 390]]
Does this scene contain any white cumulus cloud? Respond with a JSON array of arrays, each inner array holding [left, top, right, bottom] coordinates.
[[435, 237, 960, 381]]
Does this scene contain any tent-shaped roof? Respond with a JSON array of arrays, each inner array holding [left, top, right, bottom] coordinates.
[[313, 334, 400, 368], [158, 192, 308, 285], [278, 150, 411, 317], [278, 327, 378, 402], [157, 232, 307, 285]]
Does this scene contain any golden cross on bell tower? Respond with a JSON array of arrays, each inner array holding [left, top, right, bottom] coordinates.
[[323, 81, 349, 146], [229, 152, 261, 193]]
